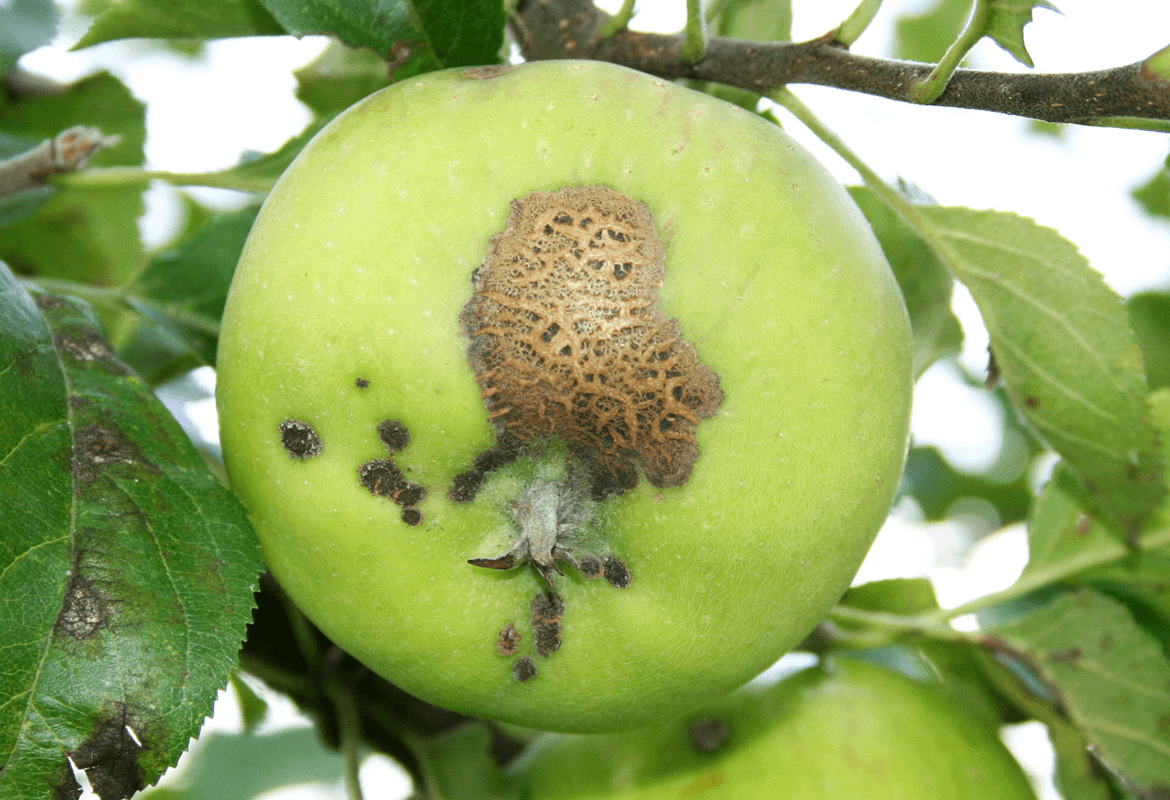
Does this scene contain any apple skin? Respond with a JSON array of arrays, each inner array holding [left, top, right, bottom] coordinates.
[[511, 657, 1039, 800], [216, 60, 913, 733]]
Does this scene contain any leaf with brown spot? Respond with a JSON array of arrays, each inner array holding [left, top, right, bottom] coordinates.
[[0, 264, 262, 798], [989, 590, 1170, 796], [920, 206, 1166, 537]]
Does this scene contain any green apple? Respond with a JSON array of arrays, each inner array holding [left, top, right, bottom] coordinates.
[[510, 657, 1039, 799], [216, 60, 913, 732]]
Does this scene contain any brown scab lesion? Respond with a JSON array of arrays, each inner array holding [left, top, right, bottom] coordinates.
[[498, 591, 567, 682], [496, 622, 521, 656], [56, 572, 107, 639], [456, 185, 724, 503], [512, 656, 537, 682], [279, 419, 323, 460], [377, 419, 411, 452], [600, 555, 632, 589], [358, 418, 426, 525], [531, 591, 564, 658]]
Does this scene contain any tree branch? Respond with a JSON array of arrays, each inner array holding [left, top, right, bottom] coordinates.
[[513, 0, 1170, 129], [0, 126, 119, 199]]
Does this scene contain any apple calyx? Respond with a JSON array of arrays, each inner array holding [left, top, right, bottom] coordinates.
[[468, 478, 632, 589]]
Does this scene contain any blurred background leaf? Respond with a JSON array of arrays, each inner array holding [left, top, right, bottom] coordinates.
[[0, 71, 147, 286], [895, 0, 974, 62], [258, 0, 506, 79], [0, 0, 59, 72], [75, 0, 284, 48]]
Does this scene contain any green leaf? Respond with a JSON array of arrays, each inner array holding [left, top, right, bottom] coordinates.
[[1045, 714, 1120, 800], [1021, 390, 1170, 649], [894, 0, 974, 63], [191, 120, 329, 195], [989, 590, 1170, 796], [714, 0, 791, 42], [0, 133, 57, 225], [75, 0, 284, 48], [849, 186, 962, 377], [418, 723, 520, 800], [0, 0, 58, 70], [1132, 155, 1170, 221], [920, 206, 1165, 537], [0, 184, 54, 228], [118, 205, 257, 381], [294, 40, 395, 117], [975, 649, 1122, 800], [841, 577, 940, 617], [0, 71, 147, 286], [0, 263, 262, 798], [689, 0, 792, 111], [903, 444, 1034, 525], [1024, 466, 1132, 580], [0, 72, 144, 175], [1075, 390, 1170, 647], [136, 726, 350, 800], [258, 0, 506, 78], [229, 674, 270, 735], [1148, 44, 1170, 81], [979, 0, 1056, 69], [1128, 291, 1170, 392]]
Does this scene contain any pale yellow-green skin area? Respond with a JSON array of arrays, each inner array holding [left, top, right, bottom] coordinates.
[[512, 658, 1039, 799], [217, 61, 913, 733]]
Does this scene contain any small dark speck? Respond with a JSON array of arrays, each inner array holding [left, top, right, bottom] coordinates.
[[378, 419, 411, 452], [690, 718, 729, 752], [577, 555, 602, 580], [1048, 646, 1082, 663], [356, 377, 370, 388], [602, 555, 632, 589], [280, 419, 322, 460], [497, 622, 521, 655], [513, 656, 537, 682]]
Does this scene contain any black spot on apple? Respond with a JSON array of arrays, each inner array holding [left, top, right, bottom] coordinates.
[[377, 419, 411, 452], [689, 718, 730, 752], [469, 552, 518, 571], [497, 622, 521, 655], [462, 65, 516, 80], [359, 419, 427, 521], [448, 437, 523, 503], [395, 483, 425, 507], [359, 457, 427, 524], [602, 555, 632, 589], [457, 186, 723, 501], [360, 458, 404, 496], [576, 554, 603, 580], [513, 656, 537, 682], [279, 419, 322, 460], [531, 591, 564, 658], [449, 470, 486, 504], [355, 377, 369, 388]]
